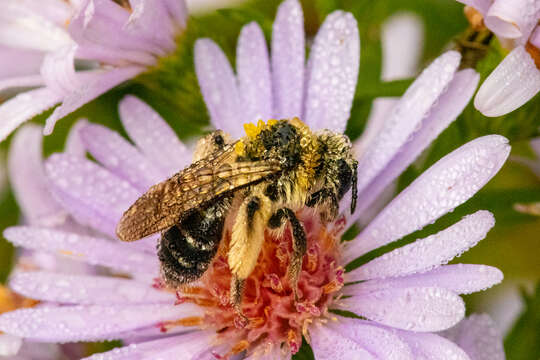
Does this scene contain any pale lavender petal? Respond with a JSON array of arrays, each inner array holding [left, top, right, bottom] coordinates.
[[455, 0, 491, 14], [68, 0, 162, 63], [0, 87, 61, 142], [80, 123, 165, 190], [441, 314, 505, 360], [245, 348, 291, 360], [347, 211, 495, 280], [474, 46, 540, 117], [194, 39, 244, 137], [118, 95, 191, 175], [126, 0, 175, 52], [82, 332, 215, 360], [40, 44, 79, 97], [354, 98, 398, 159], [531, 26, 540, 48], [397, 331, 470, 360], [339, 286, 465, 331], [163, 0, 188, 29], [12, 0, 72, 25], [44, 66, 144, 135], [346, 264, 503, 296], [354, 69, 479, 216], [0, 75, 44, 93], [344, 135, 510, 260], [381, 13, 423, 81], [309, 322, 377, 359], [64, 119, 88, 156], [319, 318, 415, 360], [0, 303, 203, 342], [304, 11, 359, 133], [8, 124, 67, 226], [237, 22, 273, 123], [10, 271, 174, 305], [354, 51, 461, 196], [484, 0, 540, 40], [271, 0, 305, 119], [3, 226, 159, 274], [0, 2, 71, 52], [0, 46, 44, 79], [45, 153, 140, 236], [0, 334, 22, 356]]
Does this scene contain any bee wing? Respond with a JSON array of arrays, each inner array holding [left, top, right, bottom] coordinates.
[[116, 145, 281, 242]]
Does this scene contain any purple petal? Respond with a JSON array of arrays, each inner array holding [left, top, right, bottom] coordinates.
[[484, 0, 540, 40], [0, 334, 22, 356], [304, 11, 359, 133], [347, 211, 495, 280], [0, 2, 71, 52], [271, 0, 305, 119], [354, 51, 461, 197], [64, 119, 88, 157], [45, 153, 140, 236], [3, 226, 159, 274], [339, 286, 465, 332], [8, 124, 67, 226], [346, 264, 503, 296], [309, 322, 377, 359], [44, 66, 144, 135], [0, 87, 61, 142], [441, 314, 504, 360], [0, 303, 203, 342], [40, 45, 79, 97], [10, 271, 174, 305], [163, 0, 187, 29], [194, 39, 243, 137], [317, 318, 414, 360], [397, 330, 470, 360], [245, 348, 291, 360], [68, 0, 162, 63], [80, 122, 165, 191], [0, 74, 44, 93], [531, 26, 540, 48], [354, 69, 479, 216], [344, 135, 510, 259], [81, 332, 215, 360], [237, 22, 273, 123], [381, 13, 423, 81], [126, 0, 176, 52], [354, 98, 398, 157], [474, 46, 540, 117], [358, 51, 461, 200], [0, 46, 43, 80], [118, 95, 191, 176]]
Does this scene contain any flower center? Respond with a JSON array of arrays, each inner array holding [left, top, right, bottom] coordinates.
[[170, 210, 344, 357]]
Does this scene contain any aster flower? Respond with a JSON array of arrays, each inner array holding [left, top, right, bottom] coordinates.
[[0, 1, 509, 359], [456, 0, 540, 116], [0, 0, 187, 142]]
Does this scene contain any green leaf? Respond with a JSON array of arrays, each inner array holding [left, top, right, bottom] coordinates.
[[293, 339, 315, 360], [504, 282, 540, 360]]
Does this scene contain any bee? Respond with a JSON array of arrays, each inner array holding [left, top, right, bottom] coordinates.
[[116, 118, 358, 317]]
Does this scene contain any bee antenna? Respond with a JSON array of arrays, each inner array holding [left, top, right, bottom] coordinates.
[[350, 160, 358, 214]]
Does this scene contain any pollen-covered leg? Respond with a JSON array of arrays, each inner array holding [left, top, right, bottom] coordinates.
[[228, 193, 271, 317], [268, 208, 307, 302], [305, 188, 338, 224]]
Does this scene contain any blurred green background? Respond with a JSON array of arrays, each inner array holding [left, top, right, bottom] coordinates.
[[0, 0, 539, 358]]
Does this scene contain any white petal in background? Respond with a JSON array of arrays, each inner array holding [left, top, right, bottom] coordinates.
[[475, 46, 540, 117]]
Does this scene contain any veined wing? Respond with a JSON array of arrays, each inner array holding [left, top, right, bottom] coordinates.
[[116, 145, 281, 242]]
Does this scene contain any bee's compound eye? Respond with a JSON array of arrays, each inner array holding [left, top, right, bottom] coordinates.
[[214, 134, 225, 147]]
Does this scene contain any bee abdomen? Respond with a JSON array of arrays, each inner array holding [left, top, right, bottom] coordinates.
[[158, 198, 230, 286]]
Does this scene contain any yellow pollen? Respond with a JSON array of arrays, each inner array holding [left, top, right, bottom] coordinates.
[[234, 141, 245, 156]]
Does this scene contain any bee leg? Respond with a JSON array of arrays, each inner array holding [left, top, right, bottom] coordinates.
[[306, 189, 338, 224], [268, 208, 307, 302], [229, 194, 271, 320]]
